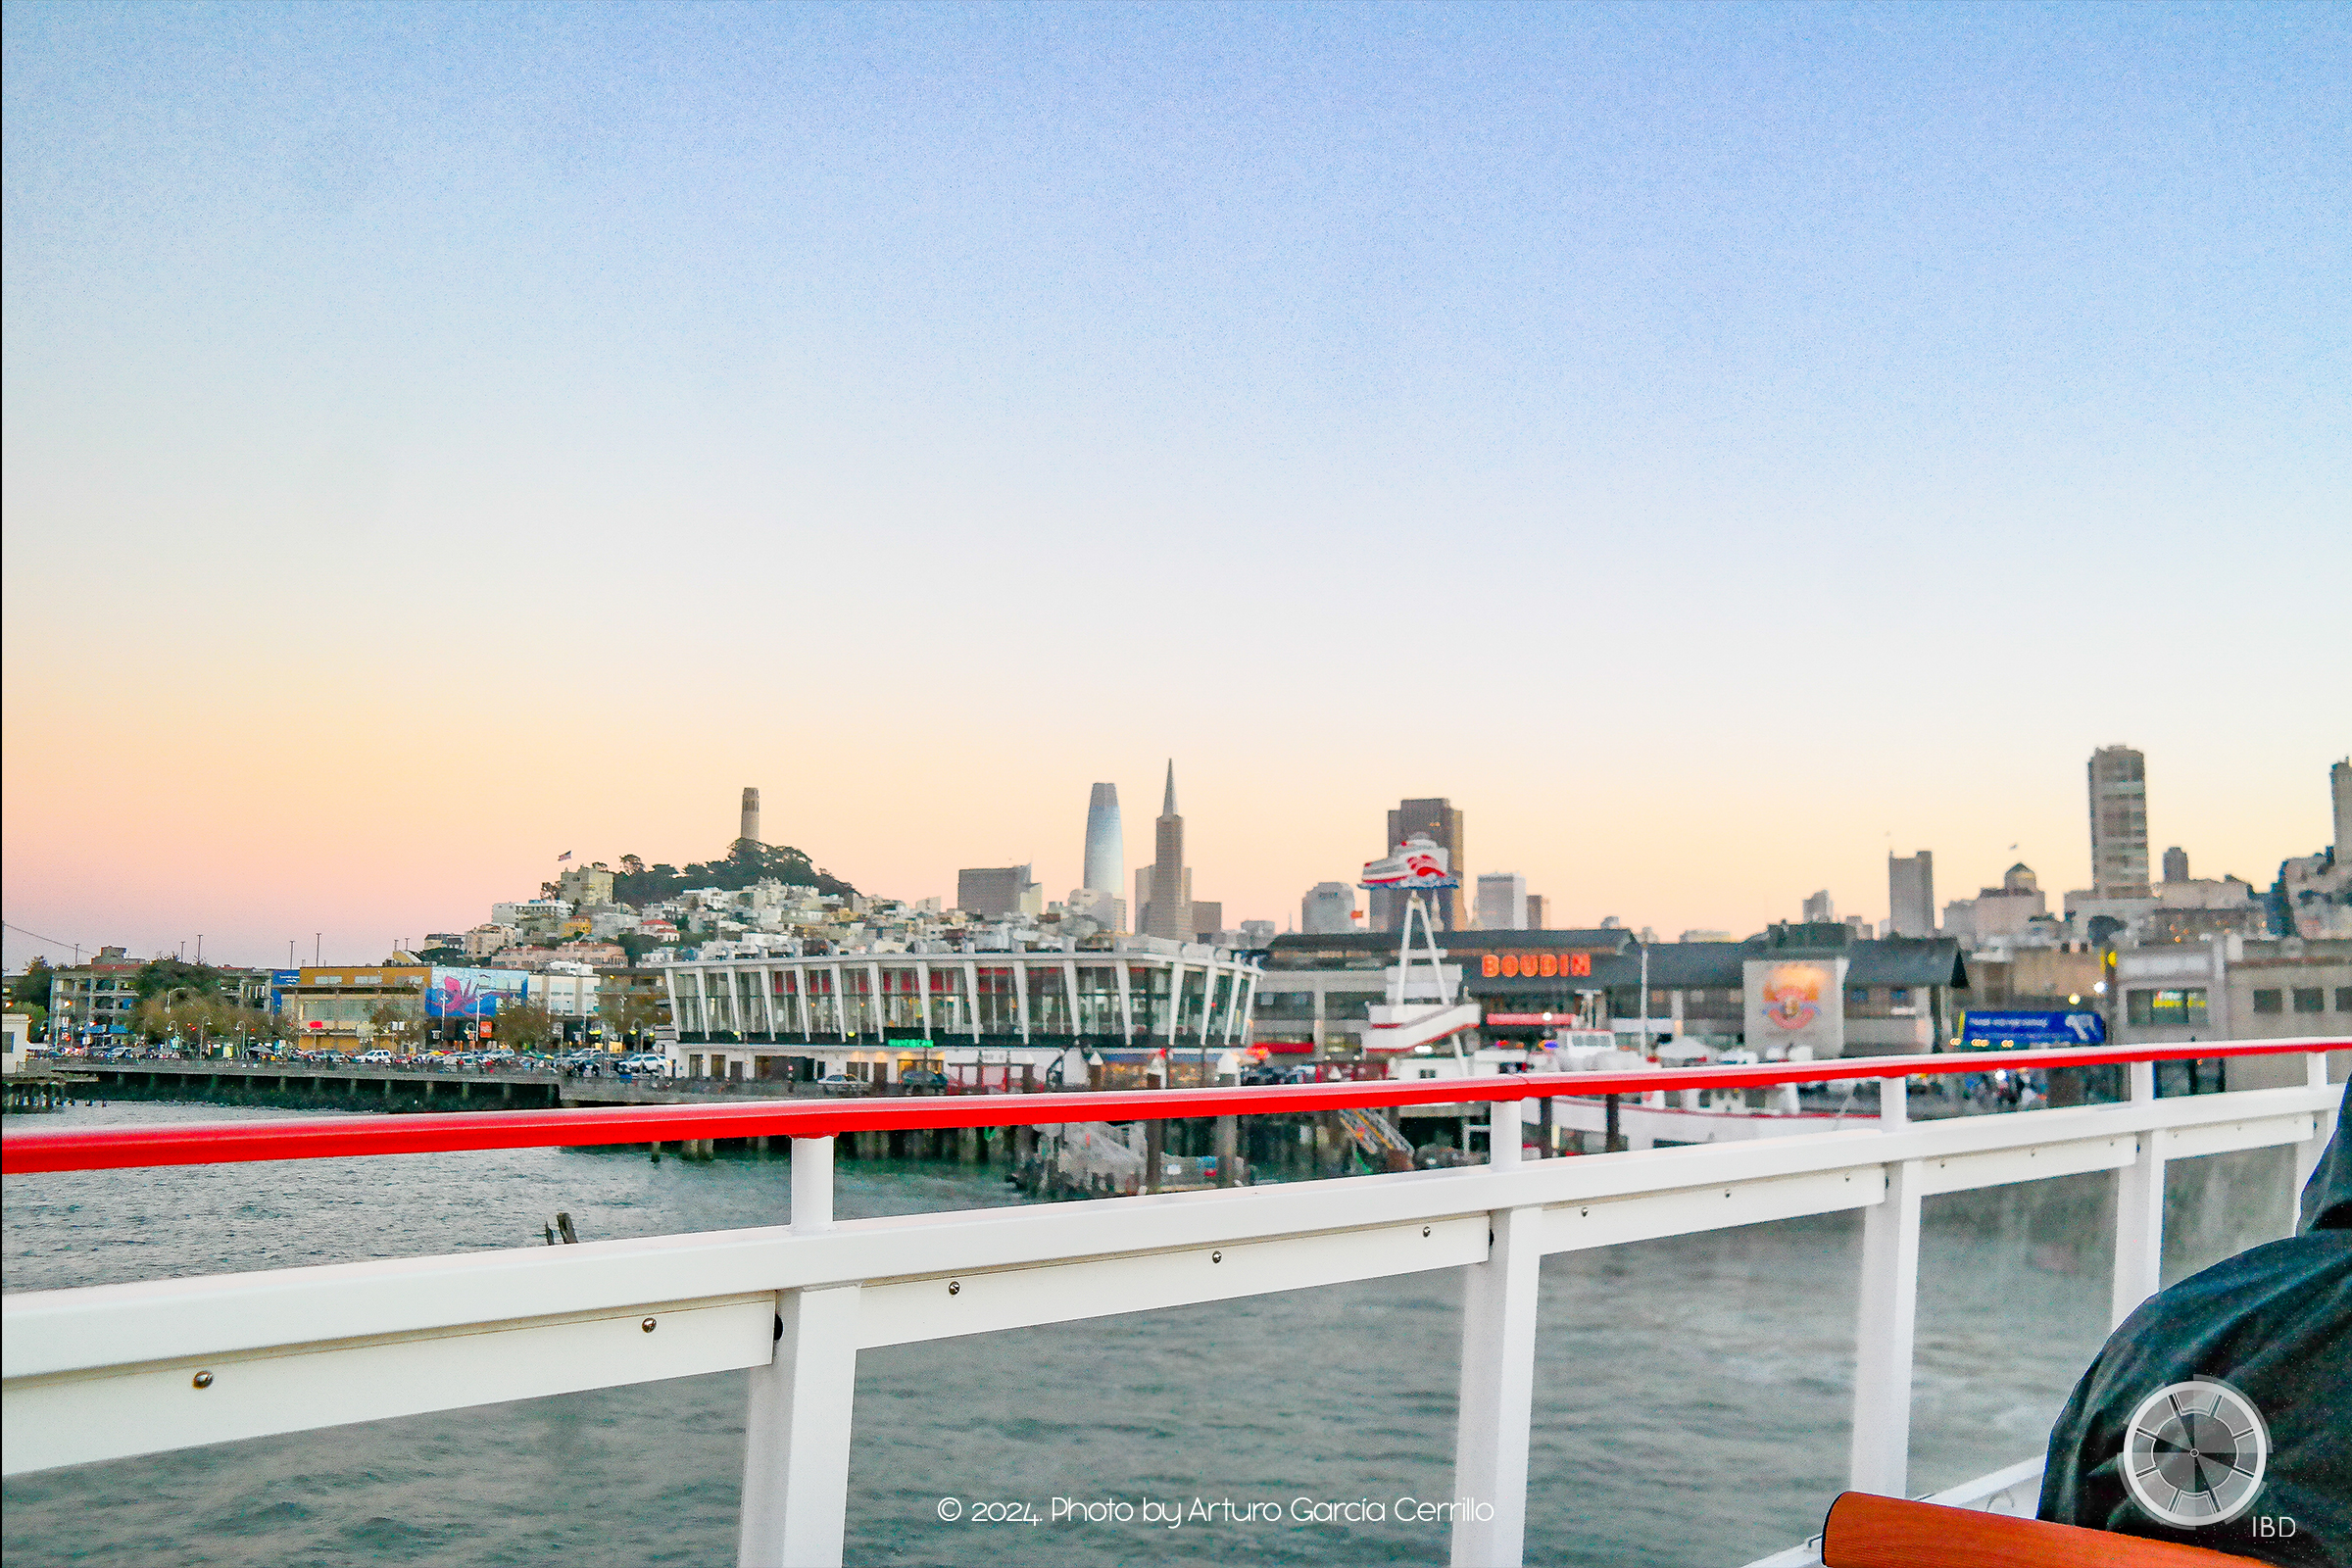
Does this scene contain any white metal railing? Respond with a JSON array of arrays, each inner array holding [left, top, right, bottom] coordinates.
[[2, 1041, 2342, 1567]]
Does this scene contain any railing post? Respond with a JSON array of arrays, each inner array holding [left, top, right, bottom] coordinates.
[[1450, 1101, 1537, 1567], [740, 1137, 860, 1568], [2292, 1050, 2338, 1231], [1848, 1075, 1918, 1498], [2112, 1059, 2164, 1328]]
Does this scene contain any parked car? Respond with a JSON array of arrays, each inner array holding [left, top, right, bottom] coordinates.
[[616, 1054, 672, 1076], [814, 1073, 866, 1095], [353, 1049, 394, 1065]]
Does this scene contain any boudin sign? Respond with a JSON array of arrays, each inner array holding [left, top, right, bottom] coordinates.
[[1479, 952, 1594, 980]]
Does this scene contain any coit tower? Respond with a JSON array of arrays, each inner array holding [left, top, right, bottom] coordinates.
[[1083, 783, 1122, 895], [740, 787, 760, 848]]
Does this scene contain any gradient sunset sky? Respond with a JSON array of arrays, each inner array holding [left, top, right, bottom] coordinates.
[[4, 3, 2346, 969]]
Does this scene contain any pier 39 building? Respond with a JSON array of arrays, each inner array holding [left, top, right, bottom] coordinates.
[[662, 938, 1263, 1087]]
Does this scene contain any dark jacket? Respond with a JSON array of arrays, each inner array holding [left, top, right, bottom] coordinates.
[[2038, 1108, 2352, 1564]]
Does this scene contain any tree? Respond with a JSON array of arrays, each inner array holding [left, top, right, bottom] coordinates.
[[137, 991, 234, 1046], [368, 997, 424, 1052], [10, 957, 54, 1011], [134, 958, 223, 1006], [612, 840, 857, 906], [494, 998, 555, 1053], [602, 988, 663, 1040]]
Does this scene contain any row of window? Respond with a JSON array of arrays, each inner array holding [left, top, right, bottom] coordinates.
[[2250, 987, 2352, 1015], [2128, 985, 2351, 1024]]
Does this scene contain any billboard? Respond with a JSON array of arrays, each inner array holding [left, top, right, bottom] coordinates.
[[424, 967, 533, 1019], [1958, 1009, 2106, 1051], [1743, 956, 1848, 1059], [1360, 835, 1457, 892]]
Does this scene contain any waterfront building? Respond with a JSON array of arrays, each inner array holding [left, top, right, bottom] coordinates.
[[662, 937, 1261, 1085], [45, 950, 274, 1043], [1301, 882, 1356, 934], [1140, 762, 1193, 941], [1371, 799, 1465, 930], [1477, 873, 1528, 931], [1254, 923, 1965, 1058], [2110, 935, 2352, 1090], [1966, 941, 2104, 1011], [44, 948, 149, 1041], [956, 865, 1041, 920], [1082, 783, 1122, 899], [276, 963, 546, 1047], [1887, 851, 1935, 938], [2087, 744, 2151, 898]]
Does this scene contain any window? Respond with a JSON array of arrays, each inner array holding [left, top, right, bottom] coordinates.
[[2128, 989, 2208, 1027], [2291, 988, 2325, 1014], [1846, 987, 1870, 1005], [2251, 990, 2283, 1015], [2338, 988, 2352, 1012]]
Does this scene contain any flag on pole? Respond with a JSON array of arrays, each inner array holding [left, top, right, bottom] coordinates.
[[557, 851, 573, 862]]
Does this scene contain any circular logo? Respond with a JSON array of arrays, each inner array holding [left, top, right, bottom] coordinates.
[[2123, 1380, 2269, 1528]]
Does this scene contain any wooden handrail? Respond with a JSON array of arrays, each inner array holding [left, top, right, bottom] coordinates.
[[1821, 1492, 2265, 1567]]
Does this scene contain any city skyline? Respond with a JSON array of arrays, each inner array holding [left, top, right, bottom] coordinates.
[[5, 745, 2341, 969], [5, 6, 2345, 966]]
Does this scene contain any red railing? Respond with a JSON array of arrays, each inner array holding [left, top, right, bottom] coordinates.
[[5, 1038, 2340, 1176]]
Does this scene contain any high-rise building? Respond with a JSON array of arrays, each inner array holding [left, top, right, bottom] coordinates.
[[1525, 894, 1547, 931], [1301, 882, 1356, 934], [2332, 758, 2350, 858], [2162, 846, 2190, 883], [1190, 903, 1224, 941], [2089, 745, 2151, 898], [1141, 761, 1194, 941], [739, 787, 760, 847], [1802, 889, 1837, 924], [1887, 852, 1935, 937], [1083, 784, 1122, 897], [1238, 919, 1276, 948], [957, 865, 1040, 919], [1372, 798, 1465, 930], [1477, 872, 1528, 931]]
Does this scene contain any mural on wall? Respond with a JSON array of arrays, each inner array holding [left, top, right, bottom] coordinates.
[[1743, 956, 1847, 1058], [425, 967, 533, 1019]]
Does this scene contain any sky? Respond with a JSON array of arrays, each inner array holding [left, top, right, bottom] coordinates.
[[3, 1, 2346, 969]]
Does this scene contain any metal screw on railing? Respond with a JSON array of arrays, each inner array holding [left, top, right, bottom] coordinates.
[[191, 1371, 212, 1389], [947, 1281, 959, 1296], [641, 1317, 657, 1333]]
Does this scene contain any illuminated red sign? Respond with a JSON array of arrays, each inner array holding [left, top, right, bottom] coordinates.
[[1479, 952, 1593, 979]]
